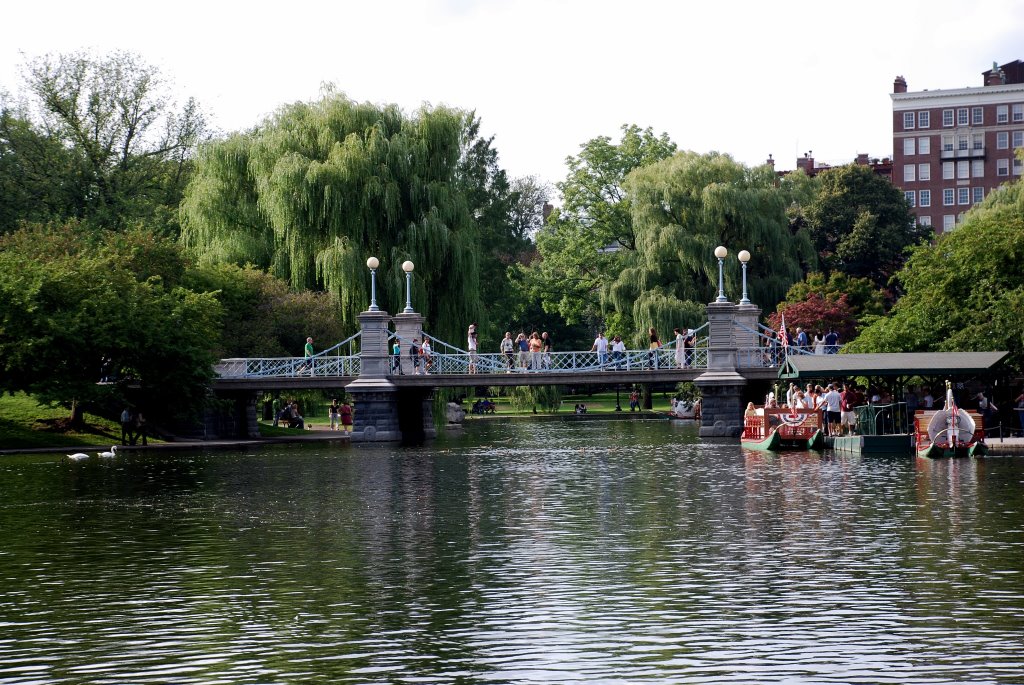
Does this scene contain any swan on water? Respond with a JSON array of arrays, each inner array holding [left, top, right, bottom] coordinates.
[[98, 445, 118, 458], [66, 452, 90, 461]]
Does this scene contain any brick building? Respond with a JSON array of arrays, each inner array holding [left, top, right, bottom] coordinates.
[[892, 60, 1024, 232]]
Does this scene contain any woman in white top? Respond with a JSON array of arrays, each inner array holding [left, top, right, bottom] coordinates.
[[673, 327, 685, 368], [814, 333, 826, 355]]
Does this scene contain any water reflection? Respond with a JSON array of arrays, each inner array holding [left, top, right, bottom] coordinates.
[[1, 421, 1023, 684]]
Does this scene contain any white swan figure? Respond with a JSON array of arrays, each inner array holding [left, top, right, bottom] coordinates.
[[98, 445, 118, 458], [66, 452, 90, 461]]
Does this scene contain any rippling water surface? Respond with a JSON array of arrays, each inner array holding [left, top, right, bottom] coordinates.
[[2, 418, 1024, 684]]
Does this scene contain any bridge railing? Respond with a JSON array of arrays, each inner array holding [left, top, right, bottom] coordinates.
[[399, 346, 710, 375], [216, 331, 363, 378]]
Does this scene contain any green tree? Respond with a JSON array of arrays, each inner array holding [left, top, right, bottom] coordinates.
[[184, 263, 348, 358], [3, 50, 207, 235], [847, 180, 1024, 367], [181, 93, 484, 342], [771, 271, 887, 342], [517, 124, 677, 328], [607, 151, 813, 345], [804, 164, 928, 286], [0, 224, 220, 424]]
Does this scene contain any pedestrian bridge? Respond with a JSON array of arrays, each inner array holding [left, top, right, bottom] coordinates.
[[212, 321, 795, 391]]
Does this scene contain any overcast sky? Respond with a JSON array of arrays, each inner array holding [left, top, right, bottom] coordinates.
[[3, 0, 1023, 197]]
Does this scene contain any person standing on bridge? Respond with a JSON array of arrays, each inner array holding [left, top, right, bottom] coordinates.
[[592, 332, 609, 368], [410, 338, 422, 375], [674, 328, 685, 369], [541, 331, 552, 369], [500, 332, 514, 372], [648, 327, 662, 369], [467, 324, 478, 374], [420, 338, 433, 374], [529, 331, 542, 370]]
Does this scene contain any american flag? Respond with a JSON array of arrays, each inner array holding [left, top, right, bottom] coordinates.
[[778, 312, 789, 347]]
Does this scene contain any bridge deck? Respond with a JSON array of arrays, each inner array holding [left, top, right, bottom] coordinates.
[[212, 366, 780, 391]]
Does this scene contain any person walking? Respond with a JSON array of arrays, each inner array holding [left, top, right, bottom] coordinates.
[[516, 333, 529, 370], [391, 339, 402, 374], [133, 412, 148, 446], [541, 331, 552, 369], [329, 399, 340, 430]]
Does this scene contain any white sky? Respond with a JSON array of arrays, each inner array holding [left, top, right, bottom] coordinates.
[[3, 0, 1023, 198]]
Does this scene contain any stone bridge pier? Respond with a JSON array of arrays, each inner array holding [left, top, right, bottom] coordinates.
[[695, 300, 760, 439]]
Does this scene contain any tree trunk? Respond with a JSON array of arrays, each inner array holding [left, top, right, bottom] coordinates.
[[69, 399, 84, 428], [642, 384, 653, 410]]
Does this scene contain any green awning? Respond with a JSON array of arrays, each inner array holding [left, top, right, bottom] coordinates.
[[778, 351, 1009, 380]]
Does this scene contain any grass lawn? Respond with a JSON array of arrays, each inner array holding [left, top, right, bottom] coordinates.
[[0, 393, 123, 450]]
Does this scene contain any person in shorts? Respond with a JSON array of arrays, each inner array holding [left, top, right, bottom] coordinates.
[[840, 383, 859, 435]]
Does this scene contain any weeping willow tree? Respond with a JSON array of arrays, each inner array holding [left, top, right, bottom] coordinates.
[[180, 93, 482, 342], [606, 151, 815, 344]]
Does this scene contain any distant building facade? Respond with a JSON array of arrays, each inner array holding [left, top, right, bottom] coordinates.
[[892, 60, 1024, 232], [768, 152, 892, 181]]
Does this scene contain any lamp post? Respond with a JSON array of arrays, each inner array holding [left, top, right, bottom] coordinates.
[[714, 245, 728, 302], [738, 249, 751, 304], [402, 260, 415, 313], [366, 256, 380, 311]]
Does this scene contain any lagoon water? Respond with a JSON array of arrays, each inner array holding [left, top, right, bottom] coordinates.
[[1, 418, 1023, 684]]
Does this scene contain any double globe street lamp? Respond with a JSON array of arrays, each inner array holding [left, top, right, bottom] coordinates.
[[714, 245, 752, 304]]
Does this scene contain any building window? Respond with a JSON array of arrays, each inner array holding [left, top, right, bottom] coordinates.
[[958, 135, 969, 151], [903, 138, 915, 155], [918, 136, 931, 154], [957, 160, 969, 179], [919, 163, 930, 181], [997, 105, 1008, 123], [1014, 104, 1024, 123], [972, 159, 985, 177], [1014, 131, 1024, 148], [943, 215, 956, 231], [997, 131, 1009, 149], [943, 109, 954, 127], [972, 106, 984, 124], [943, 188, 955, 205], [997, 159, 1009, 176], [957, 108, 969, 125], [942, 134, 954, 151], [905, 190, 916, 207], [903, 164, 916, 182], [1015, 158, 1023, 176], [919, 111, 930, 128], [973, 187, 984, 203], [919, 215, 932, 227], [920, 189, 931, 207], [942, 161, 954, 179], [958, 188, 970, 205], [972, 133, 985, 150], [903, 112, 915, 130]]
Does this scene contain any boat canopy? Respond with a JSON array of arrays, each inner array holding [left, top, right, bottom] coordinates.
[[778, 351, 1008, 380]]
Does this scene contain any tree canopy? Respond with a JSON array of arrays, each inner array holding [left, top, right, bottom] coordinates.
[[515, 125, 677, 328], [803, 164, 928, 287], [0, 50, 207, 235], [0, 224, 221, 422], [605, 151, 814, 344], [181, 93, 488, 341], [847, 178, 1024, 368]]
